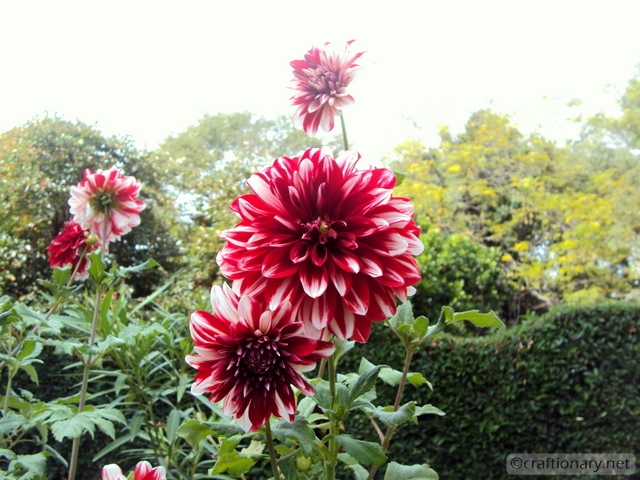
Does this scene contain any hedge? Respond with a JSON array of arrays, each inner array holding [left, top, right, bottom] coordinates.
[[343, 302, 640, 479]]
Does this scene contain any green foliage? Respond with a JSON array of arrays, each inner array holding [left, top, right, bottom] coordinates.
[[344, 302, 640, 479], [392, 108, 639, 317], [411, 227, 513, 326], [0, 116, 180, 299]]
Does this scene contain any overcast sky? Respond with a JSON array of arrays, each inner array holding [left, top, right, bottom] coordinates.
[[1, 1, 639, 162]]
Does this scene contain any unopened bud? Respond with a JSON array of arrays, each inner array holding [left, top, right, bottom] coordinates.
[[296, 455, 312, 472], [85, 234, 100, 246]]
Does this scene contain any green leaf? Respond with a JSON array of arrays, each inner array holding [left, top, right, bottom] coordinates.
[[50, 413, 95, 441], [166, 409, 181, 444], [449, 310, 505, 329], [116, 259, 159, 276], [412, 316, 429, 338], [383, 462, 439, 479], [7, 452, 51, 480], [52, 266, 72, 287], [414, 404, 446, 417], [17, 339, 42, 361], [87, 251, 107, 283], [372, 403, 416, 428], [406, 372, 429, 387], [273, 418, 317, 457], [388, 301, 414, 329], [393, 170, 407, 187], [312, 382, 333, 411], [0, 411, 31, 435], [347, 463, 370, 480], [20, 364, 39, 385], [212, 451, 255, 476], [349, 365, 381, 404], [177, 420, 217, 448], [333, 435, 387, 466]]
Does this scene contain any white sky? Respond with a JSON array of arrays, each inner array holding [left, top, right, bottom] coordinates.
[[1, 1, 639, 163]]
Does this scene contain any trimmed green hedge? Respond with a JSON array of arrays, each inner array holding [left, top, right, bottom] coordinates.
[[344, 302, 640, 479]]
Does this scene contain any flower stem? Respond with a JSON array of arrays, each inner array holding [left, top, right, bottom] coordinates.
[[340, 112, 349, 151], [265, 421, 280, 479], [325, 352, 339, 480], [366, 347, 416, 480], [69, 227, 107, 480]]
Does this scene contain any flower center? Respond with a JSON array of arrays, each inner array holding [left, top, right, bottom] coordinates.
[[302, 215, 341, 245], [238, 336, 282, 378], [89, 190, 116, 215]]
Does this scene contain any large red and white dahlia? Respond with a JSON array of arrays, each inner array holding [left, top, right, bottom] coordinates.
[[47, 220, 98, 280], [186, 284, 334, 432], [290, 40, 363, 135], [217, 148, 424, 342], [69, 167, 145, 250]]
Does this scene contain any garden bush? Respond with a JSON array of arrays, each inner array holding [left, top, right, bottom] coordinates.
[[344, 302, 640, 479]]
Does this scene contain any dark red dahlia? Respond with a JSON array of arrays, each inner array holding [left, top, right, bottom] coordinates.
[[186, 284, 334, 432], [47, 220, 97, 280], [290, 40, 363, 135], [216, 148, 424, 342]]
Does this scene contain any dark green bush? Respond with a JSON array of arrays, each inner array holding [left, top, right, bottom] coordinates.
[[344, 302, 640, 479]]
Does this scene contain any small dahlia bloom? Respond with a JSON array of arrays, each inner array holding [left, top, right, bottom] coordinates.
[[47, 220, 98, 280], [186, 284, 334, 432], [102, 462, 166, 480], [217, 147, 424, 342], [69, 167, 146, 250], [290, 40, 364, 135]]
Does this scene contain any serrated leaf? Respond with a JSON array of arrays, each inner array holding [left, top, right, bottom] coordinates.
[[383, 461, 439, 479], [450, 310, 505, 328], [52, 266, 72, 287], [177, 420, 217, 448], [349, 365, 381, 404], [334, 435, 386, 466], [378, 367, 403, 386], [87, 251, 107, 283], [207, 421, 245, 437], [296, 395, 318, 419], [17, 339, 42, 361], [406, 372, 428, 387], [20, 364, 39, 385], [8, 452, 51, 480], [388, 301, 414, 329], [50, 413, 95, 441], [312, 382, 333, 411], [0, 411, 31, 435], [413, 316, 429, 338], [373, 403, 416, 427], [212, 451, 255, 476], [273, 418, 317, 457], [239, 439, 265, 457]]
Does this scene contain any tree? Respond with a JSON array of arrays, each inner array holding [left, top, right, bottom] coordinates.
[[152, 111, 335, 286], [391, 109, 637, 317], [0, 116, 180, 298]]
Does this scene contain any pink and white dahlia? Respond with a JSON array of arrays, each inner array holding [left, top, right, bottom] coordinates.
[[186, 284, 334, 432], [216, 147, 424, 342], [47, 220, 98, 280], [69, 167, 145, 250], [102, 461, 166, 480], [290, 40, 364, 135]]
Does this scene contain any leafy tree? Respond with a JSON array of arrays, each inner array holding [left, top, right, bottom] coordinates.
[[392, 109, 637, 317], [0, 116, 180, 298], [153, 111, 335, 286]]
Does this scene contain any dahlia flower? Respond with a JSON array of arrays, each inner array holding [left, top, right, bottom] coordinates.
[[186, 284, 334, 432], [102, 461, 166, 480], [47, 220, 98, 280], [69, 167, 145, 250], [290, 40, 363, 135], [217, 148, 424, 342]]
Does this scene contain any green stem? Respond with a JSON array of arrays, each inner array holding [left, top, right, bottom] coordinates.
[[324, 352, 339, 480], [366, 347, 416, 480], [340, 112, 349, 151], [3, 371, 14, 415], [265, 421, 280, 479], [69, 227, 108, 480]]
